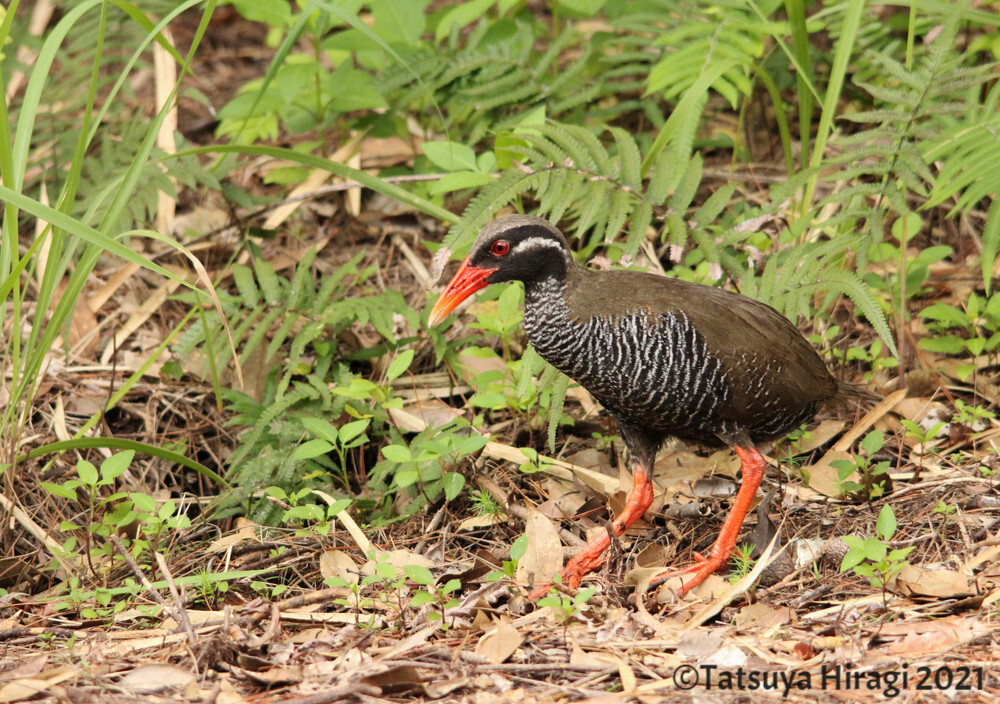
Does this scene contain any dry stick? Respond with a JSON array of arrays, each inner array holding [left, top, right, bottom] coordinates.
[[154, 551, 198, 648], [107, 535, 196, 647], [0, 491, 77, 577], [412, 505, 446, 556], [282, 683, 382, 704], [240, 587, 345, 628], [246, 603, 282, 649], [458, 652, 613, 672]]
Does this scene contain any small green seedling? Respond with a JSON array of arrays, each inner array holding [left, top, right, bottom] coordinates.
[[728, 543, 756, 583], [840, 505, 915, 599], [832, 430, 892, 498], [537, 581, 596, 626]]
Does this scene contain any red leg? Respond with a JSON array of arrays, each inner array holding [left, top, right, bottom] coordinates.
[[650, 445, 765, 596], [528, 464, 654, 599]]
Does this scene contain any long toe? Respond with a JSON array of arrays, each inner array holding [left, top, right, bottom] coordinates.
[[528, 550, 607, 600], [649, 554, 727, 597]]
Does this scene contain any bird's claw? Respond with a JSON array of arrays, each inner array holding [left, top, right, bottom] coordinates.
[[649, 553, 728, 596], [527, 550, 607, 600]]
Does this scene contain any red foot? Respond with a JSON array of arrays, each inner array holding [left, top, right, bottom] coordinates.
[[648, 550, 731, 596], [528, 546, 608, 599], [648, 444, 766, 598], [528, 467, 653, 600]]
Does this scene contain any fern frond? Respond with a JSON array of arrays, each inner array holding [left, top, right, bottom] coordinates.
[[546, 371, 571, 452]]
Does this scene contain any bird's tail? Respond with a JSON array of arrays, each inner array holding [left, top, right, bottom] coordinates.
[[824, 380, 883, 413]]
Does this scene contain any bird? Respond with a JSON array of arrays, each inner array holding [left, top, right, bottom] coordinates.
[[428, 214, 839, 598]]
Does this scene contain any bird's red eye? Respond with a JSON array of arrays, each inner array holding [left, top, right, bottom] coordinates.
[[490, 239, 510, 257]]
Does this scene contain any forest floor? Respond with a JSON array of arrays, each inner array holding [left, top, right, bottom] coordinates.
[[2, 6, 999, 704]]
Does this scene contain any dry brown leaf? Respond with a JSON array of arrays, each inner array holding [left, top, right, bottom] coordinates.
[[617, 657, 638, 695], [0, 679, 53, 704], [624, 565, 667, 592], [690, 476, 738, 498], [455, 348, 509, 384], [375, 624, 438, 659], [0, 658, 46, 683], [964, 543, 1000, 573], [775, 419, 846, 457], [515, 508, 563, 586], [802, 449, 855, 497], [362, 549, 435, 579], [475, 617, 523, 664], [0, 664, 75, 704], [893, 396, 946, 424], [869, 616, 991, 659], [207, 517, 259, 553], [536, 476, 588, 522], [161, 610, 223, 630], [319, 550, 359, 584], [482, 442, 619, 495], [56, 277, 100, 359], [568, 640, 615, 668], [653, 450, 719, 485], [359, 665, 424, 696], [674, 628, 724, 659], [457, 513, 504, 531], [733, 603, 792, 630], [387, 398, 463, 432], [891, 565, 976, 598], [360, 136, 416, 166], [119, 664, 196, 693], [230, 664, 304, 686]]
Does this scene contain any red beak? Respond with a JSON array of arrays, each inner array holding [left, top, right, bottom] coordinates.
[[429, 258, 497, 326]]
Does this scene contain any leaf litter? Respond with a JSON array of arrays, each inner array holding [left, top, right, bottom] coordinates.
[[4, 13, 1000, 704]]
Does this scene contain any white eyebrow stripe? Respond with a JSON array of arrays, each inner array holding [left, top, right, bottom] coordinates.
[[512, 236, 562, 255]]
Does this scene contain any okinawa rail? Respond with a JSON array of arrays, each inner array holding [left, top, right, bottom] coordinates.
[[429, 215, 838, 597]]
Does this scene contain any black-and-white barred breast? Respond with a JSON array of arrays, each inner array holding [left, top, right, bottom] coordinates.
[[524, 277, 739, 445]]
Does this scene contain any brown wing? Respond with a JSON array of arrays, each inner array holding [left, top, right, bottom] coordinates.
[[683, 287, 837, 425], [568, 268, 837, 428]]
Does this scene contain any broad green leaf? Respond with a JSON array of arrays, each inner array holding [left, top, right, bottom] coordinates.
[[917, 336, 966, 354], [863, 536, 887, 562], [395, 469, 419, 486], [386, 349, 414, 381], [404, 564, 435, 585], [409, 590, 435, 606], [77, 460, 99, 486], [159, 501, 177, 521], [435, 0, 495, 41], [510, 534, 528, 561], [554, 0, 606, 17], [429, 171, 493, 195], [301, 416, 340, 444], [100, 451, 135, 483], [918, 303, 968, 327], [423, 141, 479, 172], [339, 418, 371, 444], [372, 0, 428, 46], [294, 439, 335, 460], [840, 547, 866, 572], [232, 0, 292, 25], [382, 445, 412, 463], [860, 430, 883, 455], [41, 482, 78, 500], [876, 504, 896, 542], [332, 378, 379, 399], [130, 493, 157, 513], [443, 472, 465, 501]]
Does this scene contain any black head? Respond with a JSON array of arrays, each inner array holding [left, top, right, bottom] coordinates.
[[466, 215, 571, 284], [429, 215, 571, 325]]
